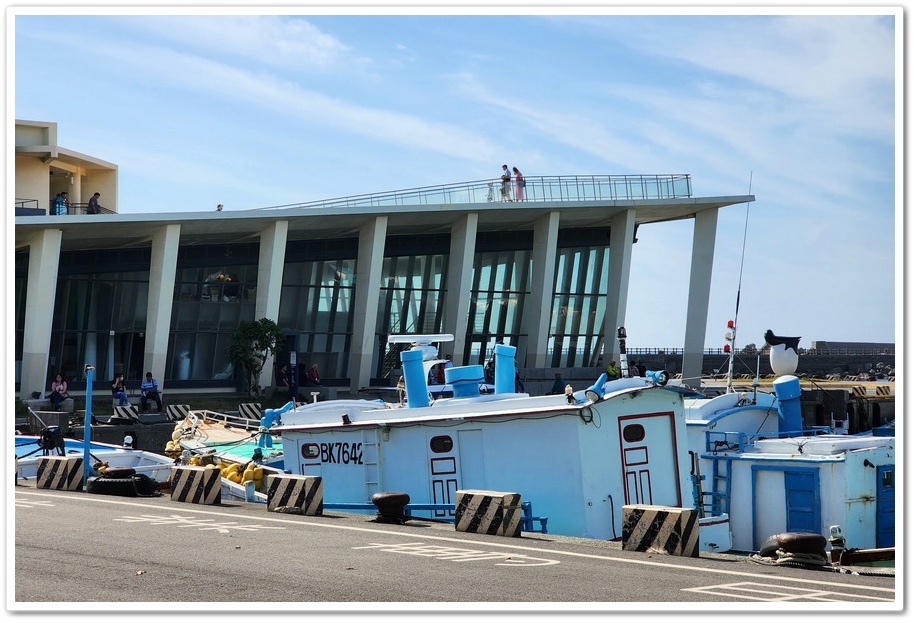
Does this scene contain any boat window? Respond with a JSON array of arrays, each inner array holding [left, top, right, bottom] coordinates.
[[882, 469, 893, 487], [429, 435, 453, 453], [301, 443, 320, 459], [622, 424, 645, 443]]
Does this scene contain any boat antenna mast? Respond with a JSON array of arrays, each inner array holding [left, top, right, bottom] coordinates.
[[725, 171, 753, 394]]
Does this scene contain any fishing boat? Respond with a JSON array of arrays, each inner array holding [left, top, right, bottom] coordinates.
[[166, 407, 286, 470], [684, 330, 895, 556], [272, 332, 895, 559]]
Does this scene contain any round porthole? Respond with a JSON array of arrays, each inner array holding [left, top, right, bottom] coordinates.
[[429, 435, 453, 453]]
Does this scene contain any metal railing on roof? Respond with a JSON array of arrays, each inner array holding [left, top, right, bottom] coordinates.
[[253, 174, 692, 212]]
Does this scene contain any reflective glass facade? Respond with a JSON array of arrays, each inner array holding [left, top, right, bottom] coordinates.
[[14, 227, 612, 389]]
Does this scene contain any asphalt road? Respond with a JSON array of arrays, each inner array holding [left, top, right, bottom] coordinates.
[[11, 481, 898, 613]]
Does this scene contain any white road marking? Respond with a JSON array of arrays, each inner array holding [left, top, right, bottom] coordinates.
[[684, 581, 895, 603], [113, 513, 286, 533], [15, 490, 897, 601], [14, 497, 56, 508], [355, 542, 560, 566]]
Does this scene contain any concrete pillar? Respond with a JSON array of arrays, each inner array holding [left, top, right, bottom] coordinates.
[[144, 224, 180, 386], [254, 220, 289, 390], [681, 208, 719, 388], [20, 228, 62, 401], [443, 213, 478, 364], [350, 216, 388, 392], [604, 209, 636, 365], [525, 211, 559, 368]]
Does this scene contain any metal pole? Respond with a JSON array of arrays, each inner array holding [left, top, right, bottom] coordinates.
[[83, 365, 95, 487]]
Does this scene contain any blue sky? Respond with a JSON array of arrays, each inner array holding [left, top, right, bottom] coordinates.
[[11, 6, 900, 351]]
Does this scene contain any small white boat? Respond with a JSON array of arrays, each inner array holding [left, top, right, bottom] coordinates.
[[14, 431, 176, 484]]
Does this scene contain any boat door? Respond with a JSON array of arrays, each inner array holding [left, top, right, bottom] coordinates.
[[875, 464, 894, 548], [619, 412, 682, 507], [784, 469, 820, 533], [426, 431, 463, 519]]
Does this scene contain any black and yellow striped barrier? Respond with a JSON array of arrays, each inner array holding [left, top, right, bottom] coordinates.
[[265, 474, 324, 515], [36, 456, 84, 491], [170, 465, 221, 505], [622, 504, 699, 557], [454, 489, 522, 537]]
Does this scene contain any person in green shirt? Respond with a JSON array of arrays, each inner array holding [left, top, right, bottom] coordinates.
[[606, 360, 621, 380]]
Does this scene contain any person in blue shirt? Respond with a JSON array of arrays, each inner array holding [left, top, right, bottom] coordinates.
[[52, 193, 66, 215], [140, 371, 162, 412], [548, 372, 566, 395]]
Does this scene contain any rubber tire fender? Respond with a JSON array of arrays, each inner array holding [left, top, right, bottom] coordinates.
[[759, 532, 827, 557]]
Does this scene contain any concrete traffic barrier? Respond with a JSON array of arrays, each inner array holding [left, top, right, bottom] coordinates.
[[170, 465, 221, 505], [36, 456, 83, 491], [265, 473, 323, 515], [454, 489, 522, 537], [622, 504, 699, 557]]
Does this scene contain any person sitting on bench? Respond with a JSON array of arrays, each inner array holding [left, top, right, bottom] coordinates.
[[140, 371, 162, 412], [111, 373, 129, 406]]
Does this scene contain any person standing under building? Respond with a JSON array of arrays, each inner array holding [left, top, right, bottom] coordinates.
[[140, 371, 163, 412]]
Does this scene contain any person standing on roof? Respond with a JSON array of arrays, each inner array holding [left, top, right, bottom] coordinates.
[[500, 164, 512, 202], [513, 167, 525, 201]]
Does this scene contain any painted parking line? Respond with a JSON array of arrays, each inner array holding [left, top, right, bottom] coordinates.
[[14, 497, 56, 509], [113, 513, 287, 534], [684, 581, 895, 603], [354, 541, 560, 566]]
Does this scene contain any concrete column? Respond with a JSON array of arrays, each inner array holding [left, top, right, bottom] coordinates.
[[604, 209, 636, 365], [255, 220, 289, 390], [525, 211, 559, 368], [681, 208, 719, 388], [144, 224, 181, 386], [443, 213, 478, 364], [20, 228, 62, 401], [350, 216, 388, 393]]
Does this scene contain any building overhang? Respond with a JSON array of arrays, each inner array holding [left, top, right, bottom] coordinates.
[[14, 194, 754, 252]]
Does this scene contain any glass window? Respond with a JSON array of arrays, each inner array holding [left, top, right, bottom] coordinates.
[[623, 424, 646, 443], [429, 436, 454, 453]]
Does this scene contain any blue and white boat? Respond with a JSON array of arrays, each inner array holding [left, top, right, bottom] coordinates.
[[14, 431, 176, 484], [271, 332, 894, 557]]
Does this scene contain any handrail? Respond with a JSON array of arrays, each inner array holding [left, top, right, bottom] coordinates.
[[252, 174, 692, 212]]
